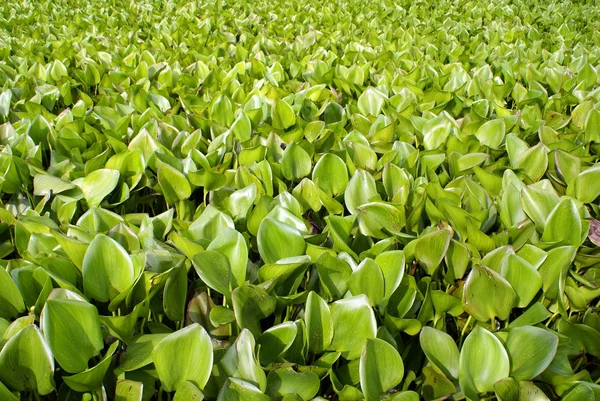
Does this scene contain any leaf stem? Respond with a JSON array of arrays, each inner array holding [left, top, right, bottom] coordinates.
[[140, 316, 147, 334], [459, 315, 472, 347], [546, 312, 560, 328]]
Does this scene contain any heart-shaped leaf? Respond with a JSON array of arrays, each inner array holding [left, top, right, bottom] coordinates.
[[345, 169, 379, 215], [0, 266, 25, 319], [232, 285, 277, 337], [272, 99, 296, 130], [83, 234, 134, 302], [305, 291, 334, 354], [157, 161, 192, 204], [312, 153, 349, 196], [220, 329, 267, 391], [41, 298, 104, 373], [256, 322, 297, 366], [257, 218, 306, 264], [217, 378, 270, 401], [282, 142, 312, 181], [81, 169, 120, 207], [475, 118, 505, 149], [63, 340, 119, 392], [153, 324, 213, 392], [419, 326, 460, 380], [463, 265, 516, 322], [541, 198, 583, 246], [0, 325, 55, 395], [348, 258, 385, 306], [459, 326, 510, 398], [506, 326, 558, 381], [266, 368, 320, 400], [330, 295, 377, 360], [359, 338, 404, 401]]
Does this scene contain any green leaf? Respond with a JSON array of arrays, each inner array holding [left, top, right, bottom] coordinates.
[[538, 246, 576, 299], [117, 333, 168, 372], [500, 255, 542, 308], [462, 265, 516, 322], [508, 303, 551, 328], [63, 340, 119, 392], [83, 234, 134, 302], [315, 252, 353, 300], [357, 87, 386, 117], [0, 325, 55, 395], [210, 306, 236, 327], [256, 322, 297, 366], [193, 250, 232, 297], [0, 89, 11, 117], [0, 380, 19, 401], [40, 298, 104, 373], [569, 165, 600, 203], [516, 144, 548, 181], [357, 202, 406, 239], [187, 205, 235, 243], [115, 380, 145, 401], [282, 142, 312, 181], [348, 258, 385, 306], [541, 198, 583, 246], [272, 99, 296, 130], [494, 377, 519, 401], [220, 329, 267, 391], [456, 153, 489, 172], [330, 295, 377, 360], [157, 161, 192, 204], [388, 391, 420, 401], [419, 326, 460, 380], [421, 365, 456, 400], [208, 228, 248, 290], [305, 291, 334, 354], [506, 326, 558, 381], [232, 285, 276, 337], [163, 263, 188, 322], [312, 153, 349, 196], [423, 114, 452, 150], [345, 169, 379, 215], [266, 368, 320, 401], [521, 185, 559, 232], [374, 250, 405, 304], [232, 112, 252, 142], [257, 218, 306, 264], [257, 256, 310, 296], [585, 108, 600, 143], [415, 229, 452, 275], [561, 384, 595, 401], [359, 338, 404, 401], [0, 266, 25, 319], [475, 118, 505, 149], [153, 324, 213, 392], [499, 184, 526, 228], [517, 381, 550, 401], [212, 95, 234, 126], [81, 169, 120, 207], [459, 326, 510, 398], [33, 174, 76, 196], [217, 378, 270, 401], [225, 184, 258, 222]]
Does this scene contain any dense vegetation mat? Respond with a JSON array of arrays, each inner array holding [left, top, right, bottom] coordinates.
[[0, 0, 600, 399]]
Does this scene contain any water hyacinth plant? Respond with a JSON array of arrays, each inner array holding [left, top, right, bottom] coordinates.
[[0, 0, 599, 399]]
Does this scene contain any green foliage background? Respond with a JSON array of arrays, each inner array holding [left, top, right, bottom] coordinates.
[[0, 0, 599, 399]]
